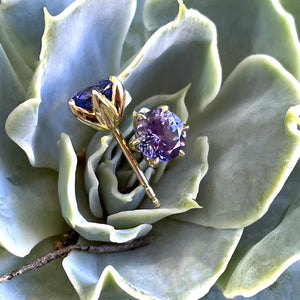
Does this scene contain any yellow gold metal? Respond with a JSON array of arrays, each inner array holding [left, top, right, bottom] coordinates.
[[109, 76, 126, 122], [68, 98, 102, 130], [128, 137, 140, 151], [68, 76, 160, 208], [183, 124, 190, 131], [133, 111, 146, 127], [112, 127, 160, 208], [178, 150, 185, 157], [92, 90, 120, 130], [146, 157, 160, 168], [158, 105, 169, 112]]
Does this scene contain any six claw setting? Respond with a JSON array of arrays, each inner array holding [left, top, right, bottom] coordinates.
[[130, 105, 187, 167]]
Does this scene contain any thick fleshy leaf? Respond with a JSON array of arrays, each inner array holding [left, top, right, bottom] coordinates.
[[0, 237, 78, 299], [121, 0, 148, 65], [63, 219, 242, 300], [6, 0, 137, 170], [219, 161, 300, 286], [58, 133, 152, 243], [120, 2, 221, 120], [280, 0, 300, 39], [220, 164, 300, 298], [1, 45, 66, 257], [84, 135, 112, 219], [174, 55, 300, 228], [144, 0, 300, 81], [202, 261, 300, 300], [0, 0, 76, 88]]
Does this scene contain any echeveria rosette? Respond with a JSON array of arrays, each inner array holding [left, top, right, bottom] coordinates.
[[6, 0, 222, 239], [1, 1, 300, 300]]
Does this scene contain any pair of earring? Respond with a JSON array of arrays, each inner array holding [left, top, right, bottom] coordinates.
[[69, 76, 188, 208]]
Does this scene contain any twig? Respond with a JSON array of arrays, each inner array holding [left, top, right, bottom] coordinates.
[[0, 236, 153, 283]]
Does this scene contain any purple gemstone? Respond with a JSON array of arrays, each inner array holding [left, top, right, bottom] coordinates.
[[135, 108, 187, 162]]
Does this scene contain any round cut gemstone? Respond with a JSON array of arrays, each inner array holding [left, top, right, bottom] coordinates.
[[135, 108, 187, 162], [72, 77, 113, 112]]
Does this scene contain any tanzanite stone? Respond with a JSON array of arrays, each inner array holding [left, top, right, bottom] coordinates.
[[72, 77, 113, 112], [135, 108, 187, 162]]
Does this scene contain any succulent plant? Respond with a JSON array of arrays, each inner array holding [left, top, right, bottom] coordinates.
[[1, 0, 300, 299]]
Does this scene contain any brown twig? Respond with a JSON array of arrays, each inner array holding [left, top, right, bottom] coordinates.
[[0, 236, 153, 283]]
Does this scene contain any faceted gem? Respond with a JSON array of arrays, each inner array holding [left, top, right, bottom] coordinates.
[[135, 108, 187, 162], [72, 77, 113, 112]]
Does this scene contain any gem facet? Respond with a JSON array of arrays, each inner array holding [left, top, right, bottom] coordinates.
[[135, 108, 187, 162], [72, 78, 113, 112]]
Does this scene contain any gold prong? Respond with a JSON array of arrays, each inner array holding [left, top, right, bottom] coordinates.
[[178, 150, 185, 157], [129, 137, 140, 151], [109, 76, 126, 120], [146, 157, 160, 168], [158, 105, 169, 112], [183, 124, 189, 131], [133, 111, 146, 126], [68, 98, 102, 131], [92, 90, 119, 130]]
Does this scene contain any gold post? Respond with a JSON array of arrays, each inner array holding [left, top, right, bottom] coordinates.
[[112, 127, 160, 208]]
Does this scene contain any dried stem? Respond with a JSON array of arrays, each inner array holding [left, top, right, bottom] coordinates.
[[0, 236, 153, 283]]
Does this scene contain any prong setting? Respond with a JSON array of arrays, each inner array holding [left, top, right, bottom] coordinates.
[[178, 150, 185, 157], [92, 89, 120, 130], [133, 111, 146, 127], [128, 137, 140, 151], [146, 157, 160, 168], [158, 105, 169, 112], [68, 98, 101, 130]]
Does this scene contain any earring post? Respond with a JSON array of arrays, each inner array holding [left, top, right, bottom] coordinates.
[[112, 127, 160, 208]]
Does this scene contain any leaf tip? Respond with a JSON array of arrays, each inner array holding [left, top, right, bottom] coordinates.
[[176, 0, 188, 20]]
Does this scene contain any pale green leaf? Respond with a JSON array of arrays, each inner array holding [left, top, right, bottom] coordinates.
[[121, 2, 221, 120], [280, 0, 300, 40], [144, 0, 300, 81], [221, 179, 300, 297], [0, 237, 78, 299], [63, 219, 242, 300], [0, 0, 75, 88], [1, 45, 66, 257], [175, 55, 300, 228], [217, 162, 300, 298]]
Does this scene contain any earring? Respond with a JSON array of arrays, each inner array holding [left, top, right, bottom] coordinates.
[[69, 76, 160, 208], [69, 76, 188, 208], [129, 106, 188, 168]]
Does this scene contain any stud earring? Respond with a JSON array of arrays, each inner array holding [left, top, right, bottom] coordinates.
[[129, 106, 188, 168], [68, 76, 160, 208]]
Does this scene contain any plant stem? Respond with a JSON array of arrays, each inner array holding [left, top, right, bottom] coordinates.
[[0, 236, 153, 283]]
